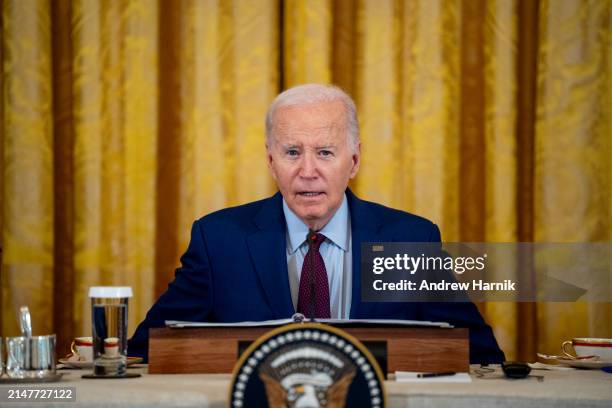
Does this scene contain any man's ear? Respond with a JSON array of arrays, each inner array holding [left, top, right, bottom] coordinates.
[[349, 142, 361, 179], [266, 144, 278, 181]]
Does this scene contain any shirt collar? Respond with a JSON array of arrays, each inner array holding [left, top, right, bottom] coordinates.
[[283, 194, 350, 254]]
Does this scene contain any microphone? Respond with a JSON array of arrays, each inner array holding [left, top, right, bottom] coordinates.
[[307, 229, 317, 322]]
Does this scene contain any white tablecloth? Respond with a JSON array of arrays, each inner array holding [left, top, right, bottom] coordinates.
[[1, 365, 611, 407]]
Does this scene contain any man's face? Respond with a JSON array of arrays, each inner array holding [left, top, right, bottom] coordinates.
[[267, 100, 360, 231]]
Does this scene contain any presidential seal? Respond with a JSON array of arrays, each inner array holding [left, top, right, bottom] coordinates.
[[229, 323, 385, 408]]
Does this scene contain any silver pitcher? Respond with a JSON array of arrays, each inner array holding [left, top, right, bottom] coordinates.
[[5, 335, 56, 379]]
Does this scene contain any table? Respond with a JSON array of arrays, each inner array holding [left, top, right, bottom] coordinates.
[[1, 365, 611, 407]]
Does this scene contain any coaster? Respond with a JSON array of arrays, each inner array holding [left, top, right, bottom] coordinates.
[[82, 373, 141, 379]]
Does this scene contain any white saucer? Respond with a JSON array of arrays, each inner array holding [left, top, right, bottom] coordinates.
[[58, 356, 143, 369], [556, 358, 612, 369]]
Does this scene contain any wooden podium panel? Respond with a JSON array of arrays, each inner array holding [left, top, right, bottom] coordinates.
[[148, 326, 469, 374]]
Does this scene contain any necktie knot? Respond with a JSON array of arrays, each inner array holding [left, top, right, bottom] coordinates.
[[308, 233, 326, 250]]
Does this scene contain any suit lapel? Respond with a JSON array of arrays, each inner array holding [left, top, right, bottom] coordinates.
[[347, 190, 384, 318], [246, 193, 295, 318]]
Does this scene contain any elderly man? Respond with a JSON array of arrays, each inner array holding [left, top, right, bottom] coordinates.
[[129, 84, 504, 363]]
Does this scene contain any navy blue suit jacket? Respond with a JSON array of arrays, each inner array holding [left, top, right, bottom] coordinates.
[[129, 190, 504, 363]]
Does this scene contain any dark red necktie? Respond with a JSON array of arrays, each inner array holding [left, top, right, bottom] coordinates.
[[297, 232, 331, 318]]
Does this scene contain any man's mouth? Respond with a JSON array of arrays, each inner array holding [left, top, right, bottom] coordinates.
[[297, 191, 325, 197]]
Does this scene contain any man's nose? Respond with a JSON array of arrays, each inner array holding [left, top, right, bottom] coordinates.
[[298, 153, 318, 178]]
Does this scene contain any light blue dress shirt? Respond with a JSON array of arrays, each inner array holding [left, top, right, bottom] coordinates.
[[283, 194, 352, 319]]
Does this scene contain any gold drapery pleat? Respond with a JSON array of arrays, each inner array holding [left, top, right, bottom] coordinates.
[[534, 0, 612, 356], [284, 0, 332, 85], [68, 0, 160, 346], [482, 0, 522, 360], [154, 0, 278, 297], [2, 0, 55, 337], [1, 0, 610, 361]]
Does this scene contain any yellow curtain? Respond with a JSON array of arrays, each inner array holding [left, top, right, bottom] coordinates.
[[1, 0, 610, 361]]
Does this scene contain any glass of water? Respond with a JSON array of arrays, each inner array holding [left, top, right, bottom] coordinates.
[[88, 287, 132, 377]]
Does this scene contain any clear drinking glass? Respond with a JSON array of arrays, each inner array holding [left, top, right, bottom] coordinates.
[[89, 287, 132, 377]]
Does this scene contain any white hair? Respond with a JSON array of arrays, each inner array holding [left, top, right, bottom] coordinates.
[[265, 84, 360, 152]]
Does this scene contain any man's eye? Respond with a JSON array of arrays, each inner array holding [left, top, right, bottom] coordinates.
[[286, 149, 299, 156], [319, 150, 333, 157]]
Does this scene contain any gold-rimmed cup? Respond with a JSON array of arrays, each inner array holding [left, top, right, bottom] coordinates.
[[69, 336, 93, 362], [562, 338, 612, 361]]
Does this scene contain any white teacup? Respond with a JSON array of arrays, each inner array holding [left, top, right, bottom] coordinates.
[[562, 338, 612, 361], [103, 337, 119, 358], [70, 336, 93, 362]]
